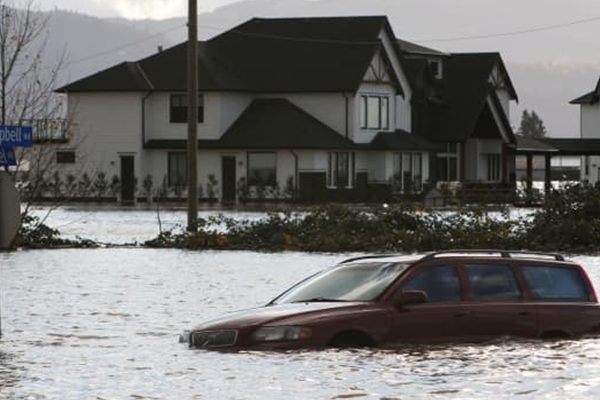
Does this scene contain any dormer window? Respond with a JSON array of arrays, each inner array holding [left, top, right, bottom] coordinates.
[[429, 60, 442, 79], [360, 95, 389, 130]]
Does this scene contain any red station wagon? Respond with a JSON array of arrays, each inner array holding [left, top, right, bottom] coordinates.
[[183, 250, 600, 349]]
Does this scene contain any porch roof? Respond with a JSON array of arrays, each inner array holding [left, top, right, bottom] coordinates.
[[541, 138, 600, 156], [219, 98, 356, 149], [515, 135, 558, 154], [515, 136, 600, 156]]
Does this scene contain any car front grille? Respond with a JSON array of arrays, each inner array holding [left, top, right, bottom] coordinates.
[[190, 330, 238, 348]]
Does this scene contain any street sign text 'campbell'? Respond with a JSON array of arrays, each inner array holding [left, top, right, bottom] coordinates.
[[0, 125, 33, 147]]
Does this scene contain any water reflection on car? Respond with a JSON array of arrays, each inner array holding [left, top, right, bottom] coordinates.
[[182, 250, 600, 349]]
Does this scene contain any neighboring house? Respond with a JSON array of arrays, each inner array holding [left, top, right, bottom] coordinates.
[[570, 78, 600, 184], [54, 16, 518, 203]]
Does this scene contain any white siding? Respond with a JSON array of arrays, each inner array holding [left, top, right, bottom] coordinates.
[[68, 92, 143, 178], [145, 92, 249, 141]]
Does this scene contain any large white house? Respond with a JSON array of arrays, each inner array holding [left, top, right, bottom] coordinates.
[[54, 16, 518, 203]]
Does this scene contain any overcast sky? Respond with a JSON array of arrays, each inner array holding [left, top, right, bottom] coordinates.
[[25, 0, 245, 19]]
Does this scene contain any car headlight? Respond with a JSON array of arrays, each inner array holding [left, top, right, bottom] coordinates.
[[251, 326, 312, 342]]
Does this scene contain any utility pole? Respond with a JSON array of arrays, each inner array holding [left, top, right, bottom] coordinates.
[[187, 0, 198, 232]]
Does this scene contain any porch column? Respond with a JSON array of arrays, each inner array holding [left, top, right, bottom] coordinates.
[[544, 154, 552, 195], [526, 154, 533, 193], [460, 142, 466, 182]]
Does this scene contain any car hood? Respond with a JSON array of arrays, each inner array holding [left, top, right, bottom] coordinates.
[[191, 302, 370, 331]]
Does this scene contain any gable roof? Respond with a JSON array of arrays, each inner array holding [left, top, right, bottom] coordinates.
[[429, 53, 516, 142], [58, 16, 408, 94]]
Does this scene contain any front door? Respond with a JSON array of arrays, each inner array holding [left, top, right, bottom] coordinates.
[[222, 156, 236, 202], [120, 155, 135, 205]]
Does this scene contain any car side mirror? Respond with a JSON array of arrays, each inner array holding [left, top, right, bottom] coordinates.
[[394, 290, 428, 308]]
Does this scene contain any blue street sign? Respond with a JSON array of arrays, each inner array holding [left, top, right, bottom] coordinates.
[[0, 145, 16, 166], [0, 125, 33, 147]]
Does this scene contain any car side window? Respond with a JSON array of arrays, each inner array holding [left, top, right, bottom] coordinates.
[[402, 265, 461, 303], [465, 264, 520, 301], [521, 265, 589, 301]]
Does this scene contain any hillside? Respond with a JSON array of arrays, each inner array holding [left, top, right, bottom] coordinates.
[[38, 0, 600, 137]]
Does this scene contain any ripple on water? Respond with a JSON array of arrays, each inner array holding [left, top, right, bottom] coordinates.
[[3, 250, 600, 399]]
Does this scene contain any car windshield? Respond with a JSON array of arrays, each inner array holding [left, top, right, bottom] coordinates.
[[272, 262, 409, 304]]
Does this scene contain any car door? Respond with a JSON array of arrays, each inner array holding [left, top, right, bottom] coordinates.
[[460, 262, 538, 339], [520, 264, 600, 336], [389, 263, 472, 343]]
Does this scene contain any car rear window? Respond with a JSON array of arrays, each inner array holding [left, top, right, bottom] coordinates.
[[465, 264, 520, 301], [521, 265, 590, 301], [402, 264, 461, 303]]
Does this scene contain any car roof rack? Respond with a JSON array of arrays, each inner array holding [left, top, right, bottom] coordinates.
[[421, 250, 565, 262], [340, 254, 411, 264]]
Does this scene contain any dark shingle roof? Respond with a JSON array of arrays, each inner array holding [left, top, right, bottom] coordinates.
[[515, 135, 558, 153], [540, 138, 600, 155], [429, 53, 517, 142], [397, 39, 446, 56], [218, 98, 355, 149], [58, 16, 403, 94], [60, 62, 153, 92]]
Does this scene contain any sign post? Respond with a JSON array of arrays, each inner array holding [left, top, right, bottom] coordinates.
[[0, 124, 32, 337]]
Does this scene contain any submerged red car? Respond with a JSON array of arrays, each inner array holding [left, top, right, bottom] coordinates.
[[183, 250, 600, 349]]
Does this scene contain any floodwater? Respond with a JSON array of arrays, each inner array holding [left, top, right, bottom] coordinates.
[[2, 249, 600, 399]]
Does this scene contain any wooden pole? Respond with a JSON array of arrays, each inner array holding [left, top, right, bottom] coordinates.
[[187, 0, 198, 232]]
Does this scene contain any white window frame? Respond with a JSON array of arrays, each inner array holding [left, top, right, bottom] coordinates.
[[247, 152, 277, 187], [486, 153, 501, 182], [360, 95, 390, 130], [327, 152, 355, 189], [167, 151, 187, 187], [436, 143, 460, 182], [393, 152, 424, 193]]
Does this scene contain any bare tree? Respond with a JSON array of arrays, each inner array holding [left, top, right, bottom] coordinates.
[[0, 0, 74, 225]]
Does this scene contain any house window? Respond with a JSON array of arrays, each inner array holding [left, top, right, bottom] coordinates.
[[487, 154, 501, 182], [328, 152, 355, 188], [168, 152, 187, 187], [169, 94, 204, 123], [436, 143, 459, 182], [247, 152, 277, 186], [360, 95, 389, 130], [393, 152, 424, 193], [56, 150, 75, 164], [429, 60, 442, 79]]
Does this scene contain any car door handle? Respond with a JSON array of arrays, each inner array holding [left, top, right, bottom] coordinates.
[[454, 312, 470, 318], [519, 311, 531, 316]]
